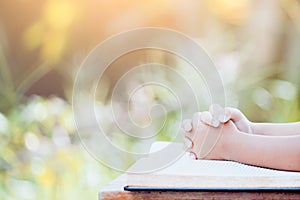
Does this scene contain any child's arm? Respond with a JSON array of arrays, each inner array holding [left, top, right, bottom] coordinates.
[[251, 122, 300, 136], [183, 104, 300, 136], [226, 126, 300, 171], [182, 115, 300, 171]]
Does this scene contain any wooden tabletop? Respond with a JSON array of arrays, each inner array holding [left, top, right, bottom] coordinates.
[[99, 175, 300, 200]]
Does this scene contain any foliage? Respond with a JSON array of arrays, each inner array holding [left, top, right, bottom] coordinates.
[[0, 0, 300, 199], [0, 96, 120, 200]]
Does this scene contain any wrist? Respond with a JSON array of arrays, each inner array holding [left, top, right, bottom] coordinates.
[[221, 127, 243, 161], [219, 127, 236, 160]]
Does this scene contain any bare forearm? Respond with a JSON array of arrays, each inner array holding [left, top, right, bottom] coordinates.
[[226, 131, 300, 171], [251, 122, 300, 136]]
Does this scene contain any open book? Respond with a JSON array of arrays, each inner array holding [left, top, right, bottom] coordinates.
[[125, 142, 300, 190]]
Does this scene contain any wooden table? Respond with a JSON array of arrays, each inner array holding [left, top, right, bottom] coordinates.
[[99, 175, 300, 200]]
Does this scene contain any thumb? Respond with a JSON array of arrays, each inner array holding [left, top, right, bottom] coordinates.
[[225, 108, 252, 134], [225, 120, 239, 131], [224, 107, 244, 122]]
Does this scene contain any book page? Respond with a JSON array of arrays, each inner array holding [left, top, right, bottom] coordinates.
[[127, 141, 300, 188], [149, 141, 300, 177]]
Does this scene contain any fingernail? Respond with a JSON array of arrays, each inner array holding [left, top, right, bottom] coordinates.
[[189, 152, 197, 160], [183, 137, 193, 148], [183, 122, 192, 132], [192, 112, 201, 128], [224, 109, 231, 122]]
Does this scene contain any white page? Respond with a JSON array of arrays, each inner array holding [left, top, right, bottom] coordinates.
[[150, 141, 300, 177]]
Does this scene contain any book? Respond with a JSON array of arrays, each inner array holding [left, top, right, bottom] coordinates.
[[125, 141, 300, 190]]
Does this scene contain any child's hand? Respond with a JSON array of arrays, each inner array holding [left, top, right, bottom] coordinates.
[[182, 104, 253, 134], [181, 112, 238, 160], [211, 104, 253, 134]]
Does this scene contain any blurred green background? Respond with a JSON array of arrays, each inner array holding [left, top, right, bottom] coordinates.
[[1, 0, 300, 199]]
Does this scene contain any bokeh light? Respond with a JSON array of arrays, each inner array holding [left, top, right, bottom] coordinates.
[[0, 0, 300, 199]]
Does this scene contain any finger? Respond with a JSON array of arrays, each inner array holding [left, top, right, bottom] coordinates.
[[183, 134, 195, 151], [180, 128, 194, 142], [210, 104, 232, 123], [209, 104, 223, 117], [201, 111, 219, 127], [225, 107, 243, 122], [179, 128, 188, 136], [182, 119, 192, 132], [224, 109, 253, 134], [183, 132, 193, 141], [226, 120, 239, 130], [188, 151, 197, 160], [192, 112, 201, 131], [209, 104, 227, 122], [219, 109, 231, 123], [183, 137, 193, 149]]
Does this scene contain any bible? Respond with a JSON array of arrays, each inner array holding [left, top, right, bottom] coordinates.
[[125, 142, 300, 190]]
